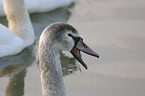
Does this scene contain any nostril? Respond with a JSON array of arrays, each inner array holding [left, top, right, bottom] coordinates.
[[82, 42, 88, 48]]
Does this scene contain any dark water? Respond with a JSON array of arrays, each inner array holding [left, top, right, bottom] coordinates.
[[1, 0, 145, 96]]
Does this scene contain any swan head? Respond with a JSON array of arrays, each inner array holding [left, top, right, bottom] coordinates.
[[41, 22, 99, 69]]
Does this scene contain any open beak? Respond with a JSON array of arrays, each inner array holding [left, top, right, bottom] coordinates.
[[70, 37, 99, 69]]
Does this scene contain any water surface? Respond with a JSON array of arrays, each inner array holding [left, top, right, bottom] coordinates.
[[1, 0, 145, 96]]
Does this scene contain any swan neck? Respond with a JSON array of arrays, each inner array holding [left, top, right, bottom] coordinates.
[[39, 44, 66, 96], [3, 0, 34, 46]]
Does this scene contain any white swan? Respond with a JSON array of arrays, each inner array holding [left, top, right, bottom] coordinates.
[[0, 0, 73, 17], [39, 22, 99, 96], [0, 0, 35, 57]]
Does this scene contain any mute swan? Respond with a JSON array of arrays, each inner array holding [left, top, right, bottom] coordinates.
[[0, 0, 35, 57], [0, 0, 72, 17], [39, 22, 99, 96]]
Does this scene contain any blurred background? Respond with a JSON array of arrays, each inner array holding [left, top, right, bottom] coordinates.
[[0, 0, 145, 96]]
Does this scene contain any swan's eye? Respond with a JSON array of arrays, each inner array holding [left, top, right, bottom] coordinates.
[[68, 34, 72, 37]]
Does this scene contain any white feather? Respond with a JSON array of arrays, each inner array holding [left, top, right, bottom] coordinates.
[[0, 0, 34, 57], [0, 0, 72, 16]]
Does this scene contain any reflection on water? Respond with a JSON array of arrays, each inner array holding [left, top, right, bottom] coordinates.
[[1, 0, 145, 96], [60, 52, 78, 76], [0, 47, 34, 77], [6, 70, 26, 96], [0, 6, 79, 96]]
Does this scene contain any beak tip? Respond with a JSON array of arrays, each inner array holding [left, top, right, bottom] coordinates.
[[83, 64, 88, 70], [94, 54, 99, 58]]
